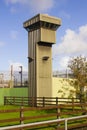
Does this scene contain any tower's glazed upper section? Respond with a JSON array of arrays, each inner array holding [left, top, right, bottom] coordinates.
[[23, 14, 61, 31]]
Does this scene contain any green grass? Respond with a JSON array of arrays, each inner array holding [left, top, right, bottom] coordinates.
[[0, 105, 20, 127], [0, 105, 87, 130], [0, 105, 58, 130]]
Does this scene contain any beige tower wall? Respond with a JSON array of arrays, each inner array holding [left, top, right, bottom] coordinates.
[[40, 28, 56, 43], [28, 29, 40, 97], [36, 44, 52, 97]]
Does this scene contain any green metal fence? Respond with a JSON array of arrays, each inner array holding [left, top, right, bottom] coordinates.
[[0, 88, 28, 105]]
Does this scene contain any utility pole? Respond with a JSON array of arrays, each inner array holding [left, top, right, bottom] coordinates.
[[0, 73, 4, 88], [19, 66, 23, 87], [10, 65, 13, 88]]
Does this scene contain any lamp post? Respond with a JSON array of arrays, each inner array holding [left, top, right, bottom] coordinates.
[[14, 76, 15, 87], [19, 66, 23, 87], [0, 73, 4, 88]]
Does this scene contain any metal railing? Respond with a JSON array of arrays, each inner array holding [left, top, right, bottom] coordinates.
[[0, 114, 87, 130]]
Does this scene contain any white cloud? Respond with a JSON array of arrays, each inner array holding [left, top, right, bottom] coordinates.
[[59, 56, 69, 70], [10, 30, 18, 39], [9, 61, 27, 71], [53, 24, 87, 70], [53, 24, 87, 56], [52, 55, 70, 70], [5, 0, 54, 12], [28, 0, 54, 12]]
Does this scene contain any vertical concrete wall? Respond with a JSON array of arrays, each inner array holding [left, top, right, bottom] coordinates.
[[28, 29, 40, 97], [36, 44, 52, 97]]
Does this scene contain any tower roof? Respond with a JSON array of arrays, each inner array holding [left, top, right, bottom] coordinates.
[[23, 14, 61, 31]]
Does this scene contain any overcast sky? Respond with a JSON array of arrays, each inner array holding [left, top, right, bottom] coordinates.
[[0, 0, 87, 71]]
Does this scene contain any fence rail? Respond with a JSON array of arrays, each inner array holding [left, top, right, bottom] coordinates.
[[4, 96, 81, 107], [1, 96, 87, 129], [0, 114, 87, 130]]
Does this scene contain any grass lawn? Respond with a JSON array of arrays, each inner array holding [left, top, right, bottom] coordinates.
[[0, 105, 58, 130], [0, 105, 87, 130]]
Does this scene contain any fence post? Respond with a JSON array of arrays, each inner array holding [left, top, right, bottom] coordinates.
[[56, 97, 60, 119], [4, 96, 6, 105], [56, 97, 61, 129], [21, 97, 24, 106], [13, 97, 15, 105], [56, 97, 58, 106], [56, 97, 58, 119], [43, 97, 45, 107], [20, 106, 24, 125], [72, 98, 74, 111]]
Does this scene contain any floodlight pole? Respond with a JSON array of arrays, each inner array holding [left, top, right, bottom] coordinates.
[[19, 66, 23, 87]]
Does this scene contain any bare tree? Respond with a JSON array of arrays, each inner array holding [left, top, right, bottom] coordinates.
[[68, 56, 87, 103]]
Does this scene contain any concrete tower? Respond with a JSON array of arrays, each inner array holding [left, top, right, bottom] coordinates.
[[23, 14, 61, 98]]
